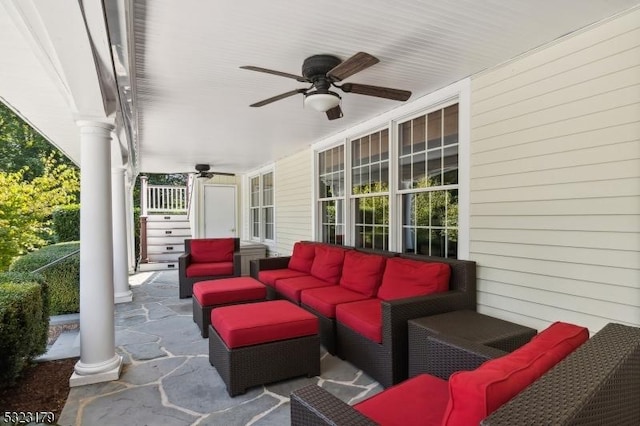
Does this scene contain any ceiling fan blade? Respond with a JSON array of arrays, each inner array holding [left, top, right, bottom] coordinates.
[[341, 83, 411, 101], [326, 105, 343, 120], [250, 89, 306, 107], [327, 52, 379, 81], [240, 66, 308, 82]]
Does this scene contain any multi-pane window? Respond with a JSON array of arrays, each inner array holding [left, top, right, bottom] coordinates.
[[352, 129, 389, 250], [399, 104, 458, 258], [318, 145, 345, 244], [249, 171, 275, 242]]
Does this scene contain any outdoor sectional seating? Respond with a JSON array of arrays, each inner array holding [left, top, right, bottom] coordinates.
[[250, 241, 477, 387], [290, 322, 640, 426], [178, 238, 241, 298]]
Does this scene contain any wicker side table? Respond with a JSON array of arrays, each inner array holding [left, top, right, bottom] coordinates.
[[408, 310, 537, 379]]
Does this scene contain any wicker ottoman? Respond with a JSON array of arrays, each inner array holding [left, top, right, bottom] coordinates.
[[208, 300, 320, 396], [193, 277, 266, 338]]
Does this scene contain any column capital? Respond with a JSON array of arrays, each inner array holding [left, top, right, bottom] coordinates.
[[76, 119, 115, 132]]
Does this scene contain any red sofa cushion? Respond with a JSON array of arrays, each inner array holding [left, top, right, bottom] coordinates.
[[190, 238, 235, 263], [377, 257, 450, 301], [301, 286, 369, 318], [355, 374, 449, 426], [288, 242, 316, 273], [310, 245, 348, 284], [442, 321, 589, 426], [185, 262, 233, 277], [339, 251, 387, 297], [258, 268, 307, 287], [193, 277, 266, 305], [335, 298, 382, 343], [211, 300, 318, 348], [276, 275, 335, 303]]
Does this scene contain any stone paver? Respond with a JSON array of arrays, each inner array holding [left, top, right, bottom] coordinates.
[[58, 271, 382, 425]]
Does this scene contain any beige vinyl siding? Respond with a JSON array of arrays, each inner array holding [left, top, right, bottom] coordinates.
[[274, 148, 313, 255], [469, 8, 640, 333]]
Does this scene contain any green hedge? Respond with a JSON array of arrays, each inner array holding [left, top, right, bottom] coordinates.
[[0, 272, 49, 387], [10, 242, 79, 315], [52, 204, 80, 242]]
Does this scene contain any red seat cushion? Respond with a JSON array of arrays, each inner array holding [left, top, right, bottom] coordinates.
[[288, 242, 316, 273], [377, 257, 450, 301], [185, 262, 233, 277], [193, 277, 266, 306], [275, 275, 335, 303], [442, 321, 589, 426], [339, 251, 387, 297], [258, 268, 308, 287], [335, 298, 382, 343], [190, 238, 235, 263], [301, 286, 369, 318], [355, 374, 449, 426], [211, 300, 318, 348], [310, 245, 349, 284]]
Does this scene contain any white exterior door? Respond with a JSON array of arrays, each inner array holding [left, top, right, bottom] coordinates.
[[203, 185, 237, 238]]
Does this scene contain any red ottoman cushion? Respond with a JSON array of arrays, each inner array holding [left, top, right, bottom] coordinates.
[[193, 277, 266, 306], [258, 268, 308, 287], [186, 262, 234, 277], [211, 300, 318, 348]]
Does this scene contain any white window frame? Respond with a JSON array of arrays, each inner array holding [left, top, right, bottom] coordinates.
[[246, 167, 276, 244]]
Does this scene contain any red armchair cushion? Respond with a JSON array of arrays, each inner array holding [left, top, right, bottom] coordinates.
[[193, 277, 266, 305], [310, 245, 348, 284], [355, 374, 450, 426], [275, 275, 335, 303], [339, 251, 387, 297], [442, 322, 589, 426], [258, 268, 307, 287], [189, 238, 235, 263], [301, 286, 369, 318], [335, 298, 382, 343], [211, 300, 318, 348], [377, 257, 450, 301], [288, 242, 316, 273], [185, 262, 233, 277]]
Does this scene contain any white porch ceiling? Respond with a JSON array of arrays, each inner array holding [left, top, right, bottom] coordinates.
[[2, 0, 639, 175]]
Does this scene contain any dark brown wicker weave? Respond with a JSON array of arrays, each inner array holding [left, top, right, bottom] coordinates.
[[192, 290, 266, 338], [302, 304, 338, 355], [408, 310, 536, 379], [290, 323, 640, 426], [208, 325, 321, 397], [178, 238, 241, 299]]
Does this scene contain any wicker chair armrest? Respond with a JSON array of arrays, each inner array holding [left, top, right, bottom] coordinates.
[[249, 256, 291, 276], [290, 385, 377, 426], [233, 252, 242, 276], [178, 252, 191, 270], [423, 334, 507, 380]]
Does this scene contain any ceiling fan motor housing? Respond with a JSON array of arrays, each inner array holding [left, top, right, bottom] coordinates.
[[302, 54, 342, 85], [194, 163, 210, 173]]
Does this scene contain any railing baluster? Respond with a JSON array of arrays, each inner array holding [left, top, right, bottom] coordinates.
[[144, 184, 188, 214]]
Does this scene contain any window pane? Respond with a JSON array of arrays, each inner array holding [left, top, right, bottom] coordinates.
[[352, 138, 361, 167], [443, 104, 459, 146], [413, 153, 426, 188], [355, 196, 388, 250], [399, 156, 411, 190], [427, 149, 442, 186], [443, 145, 458, 185], [320, 199, 344, 245], [370, 132, 380, 162], [415, 192, 429, 226], [380, 129, 389, 161], [412, 115, 426, 153], [399, 121, 412, 155], [431, 191, 446, 227], [427, 110, 442, 150], [263, 172, 273, 205]]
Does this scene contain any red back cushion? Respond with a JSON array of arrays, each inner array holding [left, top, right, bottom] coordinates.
[[310, 245, 348, 284], [190, 238, 235, 263], [288, 242, 316, 273], [442, 322, 589, 426], [377, 257, 450, 301], [339, 251, 387, 297]]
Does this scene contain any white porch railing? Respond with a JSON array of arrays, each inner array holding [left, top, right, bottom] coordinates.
[[140, 176, 189, 216]]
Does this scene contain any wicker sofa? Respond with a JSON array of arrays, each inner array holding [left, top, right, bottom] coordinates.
[[290, 322, 640, 425], [178, 238, 241, 298], [250, 241, 477, 387]]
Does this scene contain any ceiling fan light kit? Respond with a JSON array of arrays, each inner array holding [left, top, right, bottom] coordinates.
[[241, 52, 411, 120]]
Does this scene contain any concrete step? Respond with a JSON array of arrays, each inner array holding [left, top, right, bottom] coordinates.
[[146, 214, 188, 222], [138, 261, 179, 272], [38, 329, 80, 362]]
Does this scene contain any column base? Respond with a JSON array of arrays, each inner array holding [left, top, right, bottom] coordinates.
[[70, 355, 123, 387], [114, 290, 133, 304]]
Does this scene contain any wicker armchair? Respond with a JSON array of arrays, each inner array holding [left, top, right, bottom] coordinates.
[[178, 238, 241, 298]]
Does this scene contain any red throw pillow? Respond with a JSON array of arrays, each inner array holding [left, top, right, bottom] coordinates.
[[190, 238, 234, 263], [288, 242, 316, 273], [310, 245, 348, 284], [377, 257, 450, 300], [442, 322, 589, 426], [339, 251, 387, 297]]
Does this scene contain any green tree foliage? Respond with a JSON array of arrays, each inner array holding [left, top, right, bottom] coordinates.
[[0, 156, 79, 270]]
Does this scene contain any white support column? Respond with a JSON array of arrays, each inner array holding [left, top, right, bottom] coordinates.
[[112, 166, 133, 303], [71, 120, 122, 387], [125, 176, 136, 274]]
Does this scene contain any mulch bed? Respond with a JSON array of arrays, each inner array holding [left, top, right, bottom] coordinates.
[[0, 357, 78, 424]]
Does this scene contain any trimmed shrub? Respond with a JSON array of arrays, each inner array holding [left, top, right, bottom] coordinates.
[[10, 242, 79, 315], [52, 204, 80, 242], [0, 272, 49, 387]]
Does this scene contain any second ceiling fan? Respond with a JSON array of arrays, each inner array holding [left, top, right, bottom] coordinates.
[[241, 52, 411, 120]]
